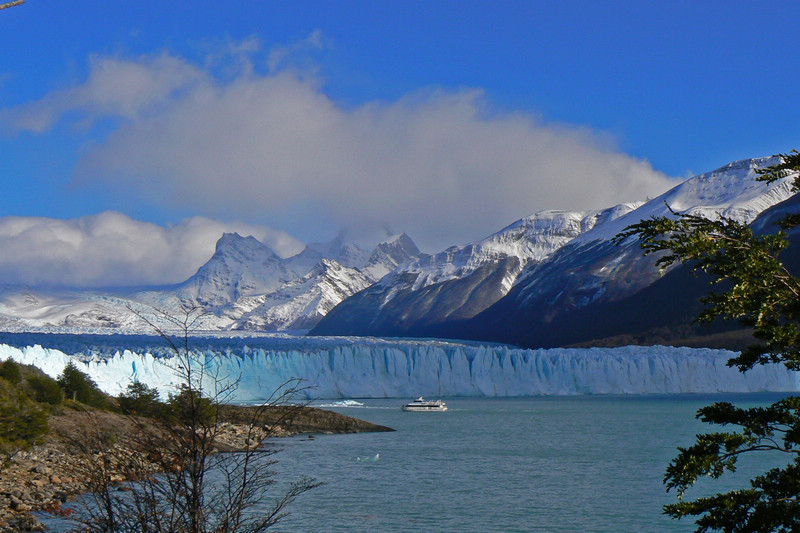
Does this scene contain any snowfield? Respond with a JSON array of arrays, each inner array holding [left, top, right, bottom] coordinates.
[[0, 334, 796, 400]]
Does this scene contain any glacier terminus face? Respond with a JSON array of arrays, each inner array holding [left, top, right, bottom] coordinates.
[[0, 334, 796, 401]]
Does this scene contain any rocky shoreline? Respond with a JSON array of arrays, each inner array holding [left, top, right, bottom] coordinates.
[[0, 406, 392, 531]]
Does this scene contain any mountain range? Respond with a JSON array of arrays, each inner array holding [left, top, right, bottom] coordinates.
[[310, 156, 798, 347], [0, 156, 797, 349], [0, 231, 422, 333]]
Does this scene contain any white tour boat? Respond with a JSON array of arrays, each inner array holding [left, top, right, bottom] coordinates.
[[401, 397, 448, 412]]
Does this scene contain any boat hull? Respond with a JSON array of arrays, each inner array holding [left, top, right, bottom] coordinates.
[[402, 405, 448, 412]]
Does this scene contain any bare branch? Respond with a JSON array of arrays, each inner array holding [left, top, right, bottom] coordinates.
[[60, 297, 318, 532], [0, 1, 24, 10]]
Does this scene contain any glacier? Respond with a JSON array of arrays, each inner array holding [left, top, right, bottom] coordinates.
[[0, 334, 797, 400]]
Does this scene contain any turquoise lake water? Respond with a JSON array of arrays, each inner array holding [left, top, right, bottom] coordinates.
[[38, 394, 788, 532], [270, 394, 788, 532]]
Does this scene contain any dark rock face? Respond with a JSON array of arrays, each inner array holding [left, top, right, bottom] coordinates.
[[457, 239, 665, 344], [459, 251, 712, 348], [311, 257, 521, 337], [312, 232, 669, 343], [310, 209, 618, 338]]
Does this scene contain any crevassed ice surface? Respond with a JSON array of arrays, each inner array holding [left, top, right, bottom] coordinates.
[[0, 335, 797, 400]]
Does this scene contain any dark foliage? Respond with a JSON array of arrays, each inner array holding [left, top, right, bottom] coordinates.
[[618, 151, 800, 532], [0, 364, 51, 462], [168, 384, 216, 427], [57, 361, 107, 408], [25, 375, 63, 405], [0, 358, 22, 385], [117, 381, 165, 418], [0, 400, 48, 450]]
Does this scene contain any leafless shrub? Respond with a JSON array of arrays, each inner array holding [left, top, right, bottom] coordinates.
[[61, 301, 320, 533]]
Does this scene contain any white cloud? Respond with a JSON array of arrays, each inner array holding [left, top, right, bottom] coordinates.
[[2, 45, 677, 252], [0, 212, 303, 288], [1, 52, 204, 133]]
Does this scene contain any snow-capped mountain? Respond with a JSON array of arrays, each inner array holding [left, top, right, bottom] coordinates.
[[510, 157, 794, 309], [232, 259, 374, 331], [312, 157, 798, 342], [573, 156, 793, 244], [191, 231, 421, 330], [311, 205, 641, 336], [0, 232, 424, 333], [1, 155, 797, 348], [400, 205, 642, 290], [178, 233, 299, 307], [453, 157, 800, 347], [362, 233, 423, 280], [285, 232, 371, 277], [283, 231, 421, 280]]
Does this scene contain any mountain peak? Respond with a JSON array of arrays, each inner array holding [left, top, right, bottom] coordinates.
[[215, 232, 277, 257], [310, 257, 343, 276], [219, 231, 243, 241], [373, 233, 420, 254], [182, 233, 296, 306], [287, 234, 371, 276], [576, 156, 798, 244], [363, 233, 423, 280], [708, 155, 782, 175]]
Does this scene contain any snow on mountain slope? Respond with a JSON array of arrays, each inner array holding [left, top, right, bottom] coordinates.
[[578, 156, 795, 243], [173, 232, 421, 330], [0, 285, 210, 332], [285, 232, 371, 277], [401, 205, 642, 291], [0, 288, 120, 329], [2, 155, 796, 344], [0, 232, 424, 334], [512, 156, 797, 295], [459, 157, 800, 347], [313, 156, 799, 341], [232, 259, 374, 331], [362, 233, 422, 280], [178, 233, 298, 307], [311, 205, 641, 337]]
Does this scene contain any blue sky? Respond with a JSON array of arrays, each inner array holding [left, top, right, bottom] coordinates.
[[0, 1, 798, 286]]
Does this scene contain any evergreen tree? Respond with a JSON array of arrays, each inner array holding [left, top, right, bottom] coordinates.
[[118, 380, 163, 417], [617, 150, 800, 532], [0, 399, 48, 450], [0, 359, 22, 385], [57, 361, 107, 408]]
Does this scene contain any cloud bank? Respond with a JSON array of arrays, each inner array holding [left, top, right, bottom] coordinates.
[[3, 41, 676, 252], [0, 212, 302, 288]]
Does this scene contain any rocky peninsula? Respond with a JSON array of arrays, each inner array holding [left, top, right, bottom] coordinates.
[[0, 404, 393, 532]]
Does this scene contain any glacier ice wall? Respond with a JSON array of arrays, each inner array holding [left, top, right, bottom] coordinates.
[[0, 337, 797, 400]]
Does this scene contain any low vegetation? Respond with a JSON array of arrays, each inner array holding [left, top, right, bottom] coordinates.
[[0, 360, 61, 464], [0, 328, 391, 532], [0, 359, 117, 477]]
